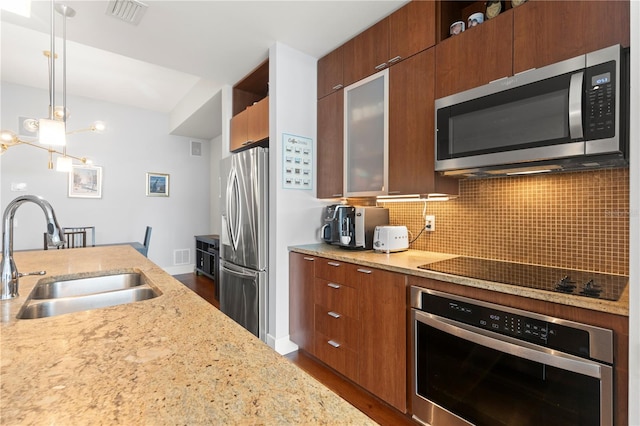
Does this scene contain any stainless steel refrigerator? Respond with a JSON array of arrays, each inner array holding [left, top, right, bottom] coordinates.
[[219, 147, 268, 341]]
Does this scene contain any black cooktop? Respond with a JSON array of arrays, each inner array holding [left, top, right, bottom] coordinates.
[[418, 257, 628, 301]]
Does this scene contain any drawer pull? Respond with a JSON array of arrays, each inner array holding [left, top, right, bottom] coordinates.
[[357, 268, 372, 274], [332, 84, 344, 90], [303, 257, 315, 261], [327, 261, 340, 267], [374, 62, 387, 70], [327, 283, 341, 289], [388, 55, 402, 64], [328, 311, 341, 319], [328, 340, 341, 348]]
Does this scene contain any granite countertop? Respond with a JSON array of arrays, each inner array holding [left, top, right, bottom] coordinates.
[[1, 246, 375, 425], [290, 244, 629, 317]]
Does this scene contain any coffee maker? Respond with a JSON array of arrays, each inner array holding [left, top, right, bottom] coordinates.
[[321, 204, 389, 250]]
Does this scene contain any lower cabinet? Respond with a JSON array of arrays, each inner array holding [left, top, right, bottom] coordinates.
[[289, 252, 407, 412]]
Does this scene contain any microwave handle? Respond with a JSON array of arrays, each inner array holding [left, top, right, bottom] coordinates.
[[568, 71, 584, 140]]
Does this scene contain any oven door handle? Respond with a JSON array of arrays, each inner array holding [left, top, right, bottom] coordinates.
[[415, 310, 609, 380]]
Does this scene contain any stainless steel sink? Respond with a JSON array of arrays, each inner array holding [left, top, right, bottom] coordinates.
[[17, 272, 161, 320], [31, 273, 144, 299]]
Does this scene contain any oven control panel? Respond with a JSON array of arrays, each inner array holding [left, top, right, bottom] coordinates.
[[421, 292, 593, 360]]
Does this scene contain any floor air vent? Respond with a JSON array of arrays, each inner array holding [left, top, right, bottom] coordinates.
[[105, 0, 148, 25]]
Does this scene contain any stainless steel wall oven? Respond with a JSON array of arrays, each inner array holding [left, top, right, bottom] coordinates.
[[411, 287, 614, 426]]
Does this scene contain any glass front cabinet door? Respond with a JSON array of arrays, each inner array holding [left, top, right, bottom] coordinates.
[[344, 69, 389, 197]]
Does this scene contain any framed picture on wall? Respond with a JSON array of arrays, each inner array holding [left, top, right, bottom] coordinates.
[[146, 172, 170, 197], [68, 165, 103, 198]]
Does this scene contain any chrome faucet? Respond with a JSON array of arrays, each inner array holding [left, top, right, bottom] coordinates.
[[1, 195, 65, 300]]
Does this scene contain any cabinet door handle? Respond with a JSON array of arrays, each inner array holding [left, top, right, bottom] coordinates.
[[242, 140, 254, 146], [327, 261, 340, 267], [328, 340, 341, 348], [357, 268, 372, 274], [332, 84, 344, 90], [327, 283, 341, 289], [374, 62, 387, 71], [388, 55, 402, 64], [303, 257, 315, 261], [328, 311, 341, 319], [331, 193, 343, 197]]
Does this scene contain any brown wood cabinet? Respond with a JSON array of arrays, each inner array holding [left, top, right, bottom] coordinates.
[[389, 47, 458, 196], [388, 0, 436, 64], [316, 90, 344, 198], [230, 96, 269, 152], [317, 46, 344, 100], [289, 254, 407, 412], [341, 1, 437, 88], [435, 10, 514, 99], [289, 252, 315, 353], [357, 266, 407, 413], [313, 259, 360, 382], [435, 0, 630, 99], [343, 18, 390, 87], [513, 0, 630, 74]]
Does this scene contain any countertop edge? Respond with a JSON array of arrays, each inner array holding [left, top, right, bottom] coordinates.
[[289, 244, 629, 317]]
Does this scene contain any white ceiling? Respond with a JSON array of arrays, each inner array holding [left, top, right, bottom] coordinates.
[[1, 0, 408, 139]]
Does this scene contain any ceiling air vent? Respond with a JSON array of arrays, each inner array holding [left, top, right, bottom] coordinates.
[[105, 0, 148, 25]]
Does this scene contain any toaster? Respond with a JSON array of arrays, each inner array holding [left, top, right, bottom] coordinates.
[[373, 226, 409, 253]]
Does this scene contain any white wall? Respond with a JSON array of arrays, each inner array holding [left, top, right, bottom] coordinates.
[[1, 83, 212, 273], [628, 3, 639, 424], [267, 42, 332, 354]]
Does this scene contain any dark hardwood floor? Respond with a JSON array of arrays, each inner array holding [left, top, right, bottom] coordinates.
[[172, 272, 417, 426]]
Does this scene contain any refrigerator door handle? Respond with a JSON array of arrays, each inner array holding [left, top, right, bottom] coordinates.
[[222, 263, 257, 279], [226, 166, 241, 251]]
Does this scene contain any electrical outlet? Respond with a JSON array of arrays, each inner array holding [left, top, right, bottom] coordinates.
[[425, 215, 435, 232]]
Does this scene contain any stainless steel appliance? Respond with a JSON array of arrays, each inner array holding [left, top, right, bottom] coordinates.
[[321, 205, 388, 249], [435, 44, 629, 177], [220, 147, 268, 341], [411, 287, 614, 426]]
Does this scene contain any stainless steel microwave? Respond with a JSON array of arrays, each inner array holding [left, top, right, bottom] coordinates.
[[435, 45, 629, 177]]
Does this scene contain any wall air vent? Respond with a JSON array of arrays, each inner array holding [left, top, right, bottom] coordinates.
[[105, 0, 148, 25]]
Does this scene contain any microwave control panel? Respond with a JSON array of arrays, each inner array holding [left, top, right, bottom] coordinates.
[[584, 60, 616, 140]]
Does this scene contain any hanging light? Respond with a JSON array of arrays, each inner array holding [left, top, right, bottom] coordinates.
[[0, 0, 106, 171]]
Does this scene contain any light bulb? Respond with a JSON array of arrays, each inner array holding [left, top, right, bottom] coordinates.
[[92, 121, 106, 132], [56, 156, 73, 172], [39, 119, 66, 146], [1, 130, 17, 143]]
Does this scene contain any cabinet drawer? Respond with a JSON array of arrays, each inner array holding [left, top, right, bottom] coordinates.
[[314, 278, 359, 319], [314, 304, 360, 351], [315, 259, 350, 283], [314, 332, 359, 382]]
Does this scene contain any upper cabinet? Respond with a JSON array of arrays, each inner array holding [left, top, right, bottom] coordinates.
[[317, 46, 344, 100], [344, 70, 389, 197], [388, 0, 436, 62], [513, 0, 630, 73], [317, 90, 344, 198], [435, 10, 513, 99], [230, 60, 269, 152], [340, 0, 437, 88], [389, 48, 458, 196], [435, 0, 630, 98]]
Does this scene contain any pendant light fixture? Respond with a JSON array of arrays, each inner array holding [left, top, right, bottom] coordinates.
[[0, 0, 106, 170]]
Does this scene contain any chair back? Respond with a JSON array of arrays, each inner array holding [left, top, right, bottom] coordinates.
[[143, 226, 152, 248], [43, 230, 87, 250]]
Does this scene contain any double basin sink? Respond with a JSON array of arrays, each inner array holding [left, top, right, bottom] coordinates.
[[17, 271, 161, 320]]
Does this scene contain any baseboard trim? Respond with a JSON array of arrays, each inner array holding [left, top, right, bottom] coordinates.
[[267, 334, 299, 355], [164, 264, 195, 275]]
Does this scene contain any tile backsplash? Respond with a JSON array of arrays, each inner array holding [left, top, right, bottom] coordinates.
[[377, 168, 629, 275]]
